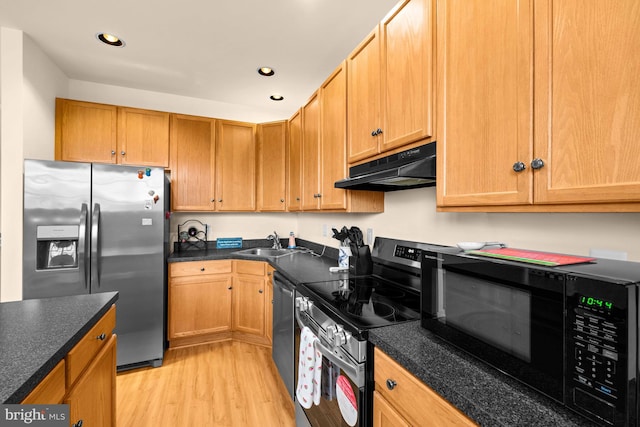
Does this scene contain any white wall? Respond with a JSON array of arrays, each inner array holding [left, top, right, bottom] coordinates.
[[0, 29, 68, 301], [68, 80, 289, 123], [297, 188, 640, 262]]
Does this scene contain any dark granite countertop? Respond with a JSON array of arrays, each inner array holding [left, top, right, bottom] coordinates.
[[167, 238, 348, 285], [0, 291, 119, 403], [369, 321, 599, 427]]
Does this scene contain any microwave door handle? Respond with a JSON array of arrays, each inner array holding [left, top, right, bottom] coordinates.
[[313, 339, 364, 388], [78, 203, 89, 290], [91, 203, 100, 288]]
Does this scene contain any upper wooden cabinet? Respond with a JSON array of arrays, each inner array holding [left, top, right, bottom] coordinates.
[[257, 121, 287, 212], [437, 0, 640, 211], [287, 109, 303, 212], [301, 91, 322, 211], [216, 120, 257, 211], [347, 0, 434, 163], [170, 114, 216, 211], [55, 98, 169, 167], [117, 107, 170, 167], [297, 64, 384, 213], [55, 99, 117, 163]]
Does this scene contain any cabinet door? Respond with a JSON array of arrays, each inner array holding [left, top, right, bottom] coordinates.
[[381, 0, 433, 152], [170, 114, 216, 211], [533, 0, 640, 205], [287, 110, 303, 211], [117, 107, 170, 167], [65, 334, 116, 427], [169, 275, 232, 338], [232, 274, 266, 336], [216, 120, 257, 211], [320, 62, 348, 210], [55, 99, 117, 163], [301, 92, 321, 211], [436, 0, 533, 207], [257, 121, 287, 211], [347, 28, 382, 162], [373, 391, 411, 427]]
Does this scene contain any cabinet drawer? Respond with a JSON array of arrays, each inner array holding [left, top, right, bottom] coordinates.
[[170, 260, 233, 277], [234, 260, 266, 276], [66, 305, 116, 388], [374, 348, 476, 426], [21, 360, 66, 404]]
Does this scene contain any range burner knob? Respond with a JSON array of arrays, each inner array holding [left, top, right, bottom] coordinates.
[[327, 325, 348, 347], [296, 296, 312, 312]]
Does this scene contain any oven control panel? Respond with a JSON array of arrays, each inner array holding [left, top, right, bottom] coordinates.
[[394, 245, 422, 262]]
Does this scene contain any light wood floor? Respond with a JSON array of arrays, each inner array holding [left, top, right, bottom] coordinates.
[[116, 341, 295, 427]]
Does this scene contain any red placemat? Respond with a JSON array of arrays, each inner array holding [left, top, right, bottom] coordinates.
[[468, 248, 596, 266]]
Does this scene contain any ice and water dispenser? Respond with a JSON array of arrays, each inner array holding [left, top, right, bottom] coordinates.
[[36, 225, 79, 269]]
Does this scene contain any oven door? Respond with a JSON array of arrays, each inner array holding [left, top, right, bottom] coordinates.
[[294, 299, 367, 427]]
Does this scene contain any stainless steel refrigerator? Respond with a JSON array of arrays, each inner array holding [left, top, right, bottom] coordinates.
[[23, 159, 168, 369]]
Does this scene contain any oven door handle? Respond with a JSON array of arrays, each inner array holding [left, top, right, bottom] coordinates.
[[313, 339, 365, 388]]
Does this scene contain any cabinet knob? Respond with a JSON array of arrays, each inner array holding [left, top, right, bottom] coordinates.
[[386, 379, 397, 390], [228, 286, 232, 290], [111, 150, 116, 155], [121, 151, 126, 156], [218, 199, 223, 203], [376, 128, 383, 135], [200, 267, 205, 271], [280, 199, 285, 203], [73, 420, 84, 427], [512, 161, 526, 172], [531, 158, 545, 170], [317, 193, 322, 198], [296, 197, 300, 201], [211, 198, 215, 203], [96, 333, 106, 341], [371, 130, 377, 136], [259, 289, 263, 294], [267, 272, 272, 276]]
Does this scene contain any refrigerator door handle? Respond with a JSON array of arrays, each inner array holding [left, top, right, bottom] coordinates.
[[78, 203, 89, 289], [91, 203, 101, 288]]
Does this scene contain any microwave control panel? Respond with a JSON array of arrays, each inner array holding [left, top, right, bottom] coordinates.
[[565, 276, 634, 426]]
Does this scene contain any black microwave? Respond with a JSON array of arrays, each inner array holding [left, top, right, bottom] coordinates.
[[421, 251, 640, 427]]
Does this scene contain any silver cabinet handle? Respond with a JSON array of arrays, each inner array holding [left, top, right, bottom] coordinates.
[[111, 150, 116, 155], [513, 161, 526, 172], [96, 333, 106, 341], [386, 379, 397, 390], [120, 151, 126, 156]]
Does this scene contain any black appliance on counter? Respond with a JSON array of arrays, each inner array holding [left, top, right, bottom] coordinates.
[[422, 251, 640, 427], [293, 237, 454, 427]]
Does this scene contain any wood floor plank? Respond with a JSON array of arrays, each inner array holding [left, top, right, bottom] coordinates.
[[116, 341, 295, 427]]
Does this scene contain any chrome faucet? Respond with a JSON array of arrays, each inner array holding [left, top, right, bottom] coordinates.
[[267, 231, 282, 249]]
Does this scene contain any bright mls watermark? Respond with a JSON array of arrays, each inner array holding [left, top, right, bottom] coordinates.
[[0, 405, 68, 426]]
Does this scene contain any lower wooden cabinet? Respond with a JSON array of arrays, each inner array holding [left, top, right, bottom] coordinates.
[[168, 260, 273, 348], [22, 305, 117, 427], [374, 348, 476, 426], [65, 334, 117, 427]]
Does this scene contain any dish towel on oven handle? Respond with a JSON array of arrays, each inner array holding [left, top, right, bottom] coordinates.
[[296, 326, 323, 408]]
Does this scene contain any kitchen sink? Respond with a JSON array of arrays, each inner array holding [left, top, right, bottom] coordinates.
[[232, 247, 296, 259]]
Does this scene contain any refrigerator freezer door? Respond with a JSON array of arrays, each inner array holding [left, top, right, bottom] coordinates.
[[23, 160, 91, 299], [91, 164, 165, 367]]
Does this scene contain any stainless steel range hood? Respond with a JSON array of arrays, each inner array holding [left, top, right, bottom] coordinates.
[[335, 142, 436, 192]]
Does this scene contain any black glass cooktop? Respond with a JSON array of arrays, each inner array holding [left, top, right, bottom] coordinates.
[[300, 276, 420, 330]]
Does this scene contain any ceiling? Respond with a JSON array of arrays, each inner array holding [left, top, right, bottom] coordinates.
[[0, 0, 400, 119]]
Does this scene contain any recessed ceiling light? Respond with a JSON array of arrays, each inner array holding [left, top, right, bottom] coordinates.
[[270, 94, 284, 101], [258, 67, 275, 76], [96, 32, 125, 47]]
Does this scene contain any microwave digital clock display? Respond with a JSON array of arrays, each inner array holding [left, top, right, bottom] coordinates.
[[578, 294, 613, 310]]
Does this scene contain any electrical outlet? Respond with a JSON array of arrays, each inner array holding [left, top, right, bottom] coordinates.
[[366, 228, 373, 245], [322, 224, 328, 237]]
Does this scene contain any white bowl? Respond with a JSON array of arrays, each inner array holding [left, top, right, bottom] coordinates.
[[456, 241, 486, 250]]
